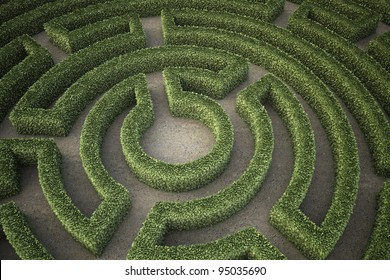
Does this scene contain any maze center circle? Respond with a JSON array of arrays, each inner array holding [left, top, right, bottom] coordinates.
[[0, 0, 389, 260], [140, 71, 216, 165], [141, 114, 215, 164]]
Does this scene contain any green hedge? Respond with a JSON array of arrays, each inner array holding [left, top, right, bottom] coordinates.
[[287, 11, 390, 173], [44, 14, 143, 53], [81, 75, 144, 196], [0, 145, 19, 198], [234, 74, 316, 258], [186, 6, 390, 176], [368, 31, 390, 72], [10, 45, 246, 139], [0, 202, 53, 260], [288, 6, 390, 119], [128, 74, 283, 260], [351, 0, 390, 25], [243, 75, 316, 257], [364, 181, 390, 260], [80, 69, 232, 194], [120, 70, 235, 192], [129, 227, 285, 260], [0, 139, 130, 257], [0, 0, 284, 47], [9, 43, 247, 193], [37, 0, 282, 51], [41, 0, 284, 28], [163, 13, 361, 259], [10, 32, 146, 136], [0, 0, 57, 24], [0, 35, 29, 78], [0, 0, 112, 47], [162, 9, 388, 177], [0, 35, 53, 122], [291, 0, 379, 42]]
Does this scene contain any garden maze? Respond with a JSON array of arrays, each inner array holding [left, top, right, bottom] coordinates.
[[0, 0, 389, 260]]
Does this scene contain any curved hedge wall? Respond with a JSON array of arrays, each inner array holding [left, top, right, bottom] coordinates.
[[0, 0, 388, 260]]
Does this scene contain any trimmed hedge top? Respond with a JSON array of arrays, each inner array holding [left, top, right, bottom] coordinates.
[[0, 0, 389, 260]]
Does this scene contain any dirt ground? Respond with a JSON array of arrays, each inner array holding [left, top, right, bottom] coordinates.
[[0, 1, 389, 259]]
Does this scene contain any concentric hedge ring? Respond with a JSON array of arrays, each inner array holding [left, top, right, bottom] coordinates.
[[0, 0, 389, 260]]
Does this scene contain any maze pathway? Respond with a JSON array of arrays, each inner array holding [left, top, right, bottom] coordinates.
[[0, 0, 389, 260]]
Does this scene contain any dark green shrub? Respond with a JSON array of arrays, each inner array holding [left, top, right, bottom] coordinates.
[[351, 0, 390, 25], [0, 0, 284, 47], [163, 8, 388, 175], [0, 35, 53, 122], [0, 0, 57, 24], [81, 69, 232, 193], [163, 13, 361, 259], [0, 139, 131, 256], [10, 45, 245, 139], [129, 227, 285, 260], [364, 181, 390, 260], [120, 69, 235, 192], [128, 74, 282, 260], [0, 0, 110, 47], [0, 202, 53, 260], [288, 5, 390, 119], [10, 32, 146, 136], [368, 31, 390, 72], [44, 14, 143, 53], [291, 0, 380, 42], [166, 8, 388, 176]]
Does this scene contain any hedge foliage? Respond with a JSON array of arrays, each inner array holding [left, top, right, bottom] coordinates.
[[0, 0, 111, 47], [236, 74, 316, 258], [43, 0, 284, 27], [368, 31, 390, 72], [351, 0, 390, 25], [38, 0, 282, 53], [163, 10, 361, 259], [163, 9, 389, 176], [0, 0, 284, 47], [1, 0, 388, 260], [10, 44, 245, 140], [0, 35, 53, 122], [0, 139, 130, 256], [80, 66, 234, 194], [129, 227, 285, 260], [165, 8, 389, 176], [288, 5, 390, 120], [0, 202, 53, 260], [287, 0, 390, 22], [119, 48, 247, 191], [44, 14, 143, 53], [128, 74, 285, 260], [0, 0, 57, 24], [11, 43, 247, 192], [10, 32, 146, 136], [81, 75, 144, 195], [291, 0, 380, 42], [120, 71, 235, 192], [287, 13, 390, 176], [363, 181, 390, 260]]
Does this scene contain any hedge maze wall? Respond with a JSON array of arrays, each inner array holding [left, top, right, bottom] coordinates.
[[0, 0, 389, 260]]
